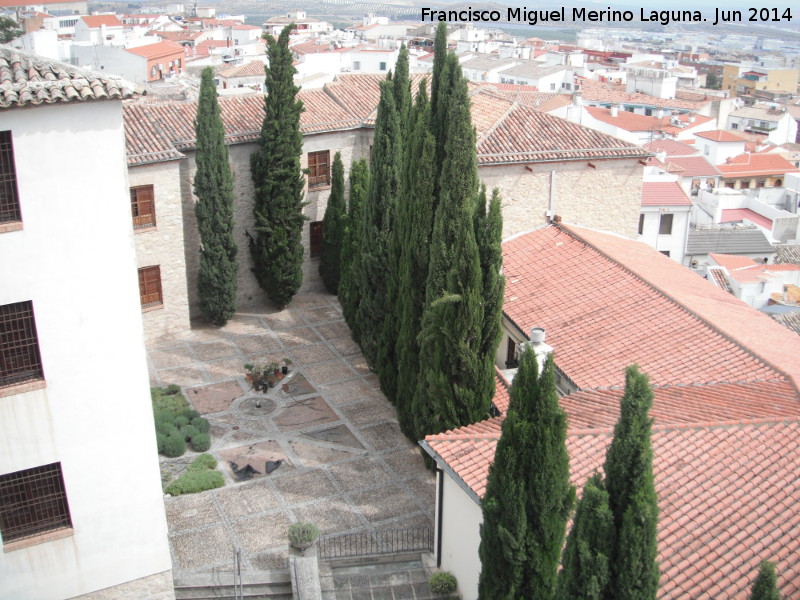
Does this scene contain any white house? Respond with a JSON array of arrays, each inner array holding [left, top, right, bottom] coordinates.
[[694, 129, 747, 164], [638, 180, 692, 263], [0, 48, 174, 600], [707, 253, 800, 308]]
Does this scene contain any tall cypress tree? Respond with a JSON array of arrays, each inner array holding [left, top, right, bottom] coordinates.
[[750, 561, 780, 600], [478, 347, 574, 600], [395, 83, 436, 436], [430, 22, 448, 142], [604, 365, 660, 600], [250, 24, 306, 308], [352, 80, 401, 367], [194, 67, 238, 326], [556, 473, 614, 600], [393, 43, 412, 126], [412, 69, 483, 438], [319, 151, 345, 294], [339, 158, 369, 337]]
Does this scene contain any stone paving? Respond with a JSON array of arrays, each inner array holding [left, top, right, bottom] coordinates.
[[147, 293, 436, 579]]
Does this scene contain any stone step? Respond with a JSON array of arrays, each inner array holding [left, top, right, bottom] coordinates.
[[174, 582, 293, 600]]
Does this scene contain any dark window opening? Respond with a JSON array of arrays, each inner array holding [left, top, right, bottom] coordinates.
[[659, 213, 674, 235], [660, 250, 671, 257], [130, 185, 156, 229], [505, 337, 518, 369], [0, 301, 44, 388], [310, 221, 323, 257], [0, 131, 21, 224], [138, 266, 163, 308], [308, 150, 330, 188], [0, 463, 71, 543], [638, 213, 644, 235]]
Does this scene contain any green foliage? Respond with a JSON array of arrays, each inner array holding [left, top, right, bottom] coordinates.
[[478, 348, 574, 600], [194, 67, 238, 325], [151, 386, 190, 413], [352, 80, 402, 370], [174, 415, 189, 428], [250, 25, 306, 308], [750, 560, 780, 600], [338, 158, 369, 335], [430, 21, 448, 151], [163, 432, 186, 458], [319, 152, 346, 294], [288, 522, 320, 546], [191, 432, 211, 452], [156, 432, 167, 454], [429, 572, 458, 595], [182, 425, 199, 442], [191, 416, 210, 433], [556, 473, 614, 600], [393, 43, 412, 126], [165, 384, 181, 395], [165, 453, 222, 495], [0, 17, 21, 43], [604, 365, 660, 600], [705, 72, 721, 89], [180, 408, 201, 421]]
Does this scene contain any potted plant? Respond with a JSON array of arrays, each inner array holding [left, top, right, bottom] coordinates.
[[282, 358, 292, 375], [429, 572, 458, 598], [288, 522, 319, 553], [244, 363, 272, 393]]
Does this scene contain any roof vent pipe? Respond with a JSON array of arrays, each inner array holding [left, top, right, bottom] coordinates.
[[530, 327, 545, 344]]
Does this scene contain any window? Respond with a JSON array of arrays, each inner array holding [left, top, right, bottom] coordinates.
[[353, 61, 360, 71], [309, 221, 323, 257], [138, 266, 163, 308], [659, 250, 671, 257], [130, 185, 155, 229], [731, 122, 738, 129], [379, 61, 386, 71], [550, 83, 556, 90], [505, 337, 518, 368], [638, 213, 645, 235], [1, 301, 44, 389], [307, 150, 330, 188], [0, 131, 21, 226], [0, 463, 71, 544], [659, 213, 674, 235], [756, 179, 766, 188]]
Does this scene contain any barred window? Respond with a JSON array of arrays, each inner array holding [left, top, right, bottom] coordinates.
[[0, 301, 44, 388], [0, 131, 21, 224], [0, 463, 72, 543], [308, 150, 330, 188], [138, 266, 163, 308], [130, 185, 156, 229]]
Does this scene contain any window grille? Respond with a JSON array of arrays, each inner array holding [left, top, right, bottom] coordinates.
[[130, 185, 156, 229], [0, 301, 44, 388], [138, 266, 163, 308], [0, 463, 71, 543], [0, 131, 21, 224], [307, 151, 330, 188]]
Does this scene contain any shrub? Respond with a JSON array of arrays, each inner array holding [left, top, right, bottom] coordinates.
[[163, 432, 186, 457], [174, 415, 190, 428], [179, 408, 201, 421], [191, 432, 211, 452], [165, 470, 224, 496], [191, 416, 210, 433], [429, 572, 457, 595], [155, 419, 176, 435], [156, 432, 167, 454], [189, 453, 217, 471], [288, 522, 319, 547], [182, 425, 199, 442], [165, 384, 181, 395]]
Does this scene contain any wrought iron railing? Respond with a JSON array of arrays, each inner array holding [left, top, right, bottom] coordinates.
[[318, 527, 433, 560]]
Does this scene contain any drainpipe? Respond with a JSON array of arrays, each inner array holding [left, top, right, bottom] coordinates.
[[436, 467, 443, 567], [548, 170, 557, 222]]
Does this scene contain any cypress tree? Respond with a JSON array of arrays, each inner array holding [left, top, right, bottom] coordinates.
[[393, 43, 412, 126], [319, 151, 345, 294], [194, 67, 238, 326], [250, 24, 306, 308], [604, 365, 660, 600], [557, 473, 614, 600], [478, 347, 574, 600], [395, 83, 436, 436], [352, 80, 401, 367], [430, 22, 448, 139], [339, 158, 369, 336], [750, 560, 780, 600]]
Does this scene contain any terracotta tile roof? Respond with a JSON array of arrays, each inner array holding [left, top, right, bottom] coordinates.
[[710, 253, 800, 284], [707, 266, 735, 294], [563, 224, 800, 390], [0, 47, 134, 109], [641, 182, 692, 206], [642, 139, 698, 157], [695, 129, 747, 143], [774, 244, 800, 265], [0, 0, 75, 5], [503, 225, 798, 389], [81, 15, 122, 28], [771, 311, 800, 335], [586, 106, 662, 132], [720, 208, 773, 229], [659, 113, 714, 135], [422, 414, 800, 599], [661, 155, 720, 177], [492, 369, 511, 414], [579, 79, 706, 111], [126, 41, 185, 60], [218, 60, 265, 79], [151, 31, 204, 42], [717, 153, 800, 178]]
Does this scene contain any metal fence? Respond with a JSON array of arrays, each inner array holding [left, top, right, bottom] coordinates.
[[318, 527, 433, 560]]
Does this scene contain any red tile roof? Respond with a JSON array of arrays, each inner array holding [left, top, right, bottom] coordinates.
[[81, 15, 122, 28], [578, 79, 707, 111], [126, 41, 185, 60], [642, 139, 697, 157], [492, 369, 511, 414], [502, 225, 800, 390], [218, 60, 265, 79], [717, 153, 800, 178], [660, 155, 720, 177], [586, 106, 661, 132], [710, 253, 800, 284], [720, 208, 773, 229], [695, 129, 747, 143], [641, 181, 692, 206], [423, 415, 800, 599]]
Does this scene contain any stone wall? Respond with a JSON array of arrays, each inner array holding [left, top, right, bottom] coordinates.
[[69, 570, 175, 600], [478, 158, 644, 240], [130, 161, 191, 342]]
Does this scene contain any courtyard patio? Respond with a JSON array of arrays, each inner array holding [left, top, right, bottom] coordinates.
[[146, 293, 435, 579]]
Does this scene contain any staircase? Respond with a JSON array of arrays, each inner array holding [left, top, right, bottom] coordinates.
[[327, 552, 441, 600], [173, 571, 293, 600]]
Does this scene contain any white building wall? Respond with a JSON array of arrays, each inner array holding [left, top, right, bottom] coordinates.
[[638, 206, 691, 264], [0, 101, 173, 599], [70, 44, 146, 84], [439, 474, 483, 600]]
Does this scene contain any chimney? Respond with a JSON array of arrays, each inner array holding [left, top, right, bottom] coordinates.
[[527, 327, 553, 375], [610, 104, 619, 117], [572, 90, 582, 106]]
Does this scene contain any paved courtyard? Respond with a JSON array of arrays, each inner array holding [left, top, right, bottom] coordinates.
[[147, 293, 436, 579]]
